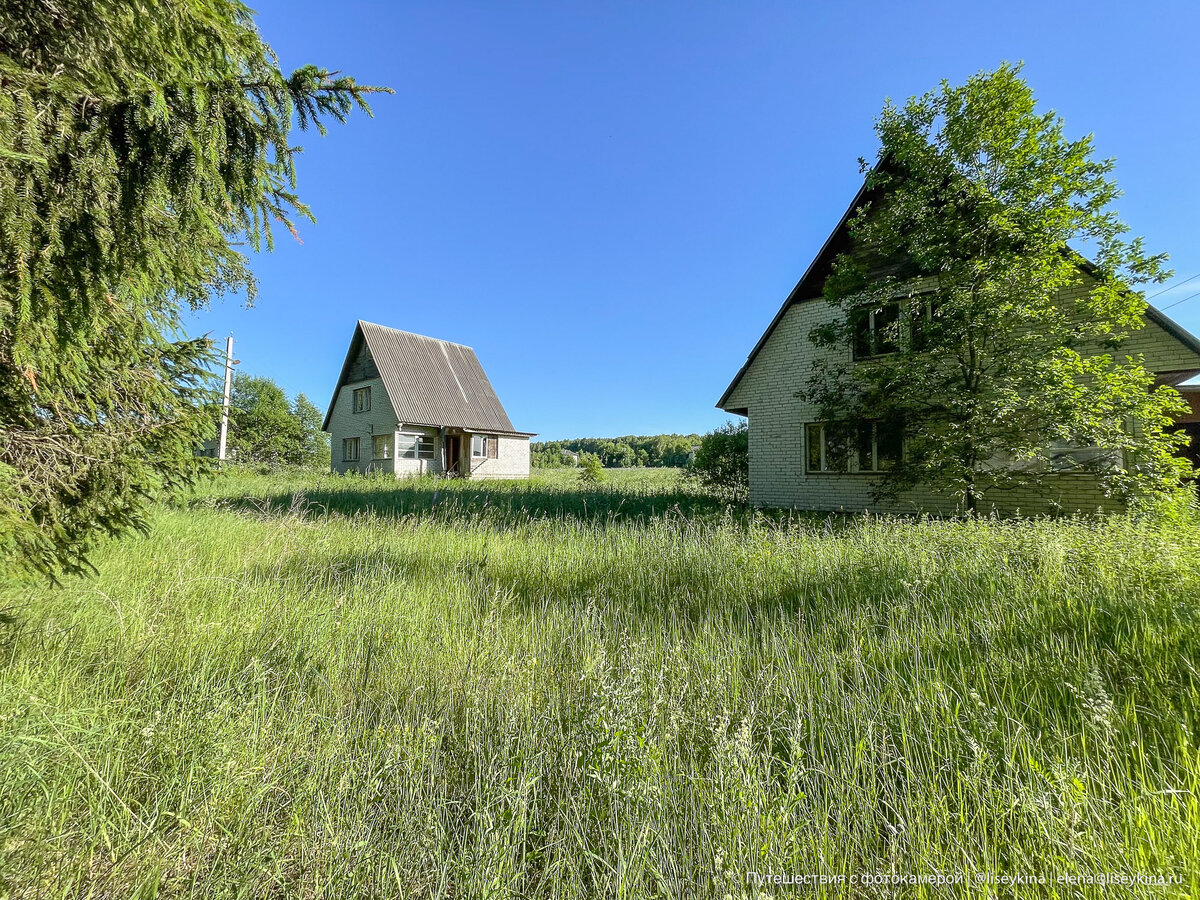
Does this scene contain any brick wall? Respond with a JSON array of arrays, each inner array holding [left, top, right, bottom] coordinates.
[[394, 426, 445, 477], [465, 434, 530, 480], [327, 376, 398, 475], [724, 284, 1197, 514]]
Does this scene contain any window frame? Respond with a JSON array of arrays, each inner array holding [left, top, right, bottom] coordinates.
[[372, 433, 393, 460], [807, 422, 901, 474], [342, 436, 360, 462], [396, 432, 436, 460], [353, 386, 371, 413], [851, 300, 901, 360], [471, 434, 488, 458], [805, 423, 847, 473], [1044, 441, 1124, 475]]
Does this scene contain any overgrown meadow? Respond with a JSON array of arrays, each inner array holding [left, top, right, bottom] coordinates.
[[2, 468, 1199, 897]]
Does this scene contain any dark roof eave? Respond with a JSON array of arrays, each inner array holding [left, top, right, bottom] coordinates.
[[321, 320, 367, 432], [411, 422, 537, 437], [715, 175, 875, 412], [717, 181, 1200, 413]]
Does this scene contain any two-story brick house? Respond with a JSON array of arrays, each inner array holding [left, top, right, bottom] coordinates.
[[717, 179, 1200, 513], [323, 321, 535, 479]]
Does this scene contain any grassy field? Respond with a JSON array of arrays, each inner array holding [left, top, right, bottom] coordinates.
[[2, 467, 1199, 897]]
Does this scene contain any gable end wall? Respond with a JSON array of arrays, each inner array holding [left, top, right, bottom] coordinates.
[[725, 280, 1197, 513]]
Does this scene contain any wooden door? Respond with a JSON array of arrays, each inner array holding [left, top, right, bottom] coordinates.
[[444, 435, 461, 475]]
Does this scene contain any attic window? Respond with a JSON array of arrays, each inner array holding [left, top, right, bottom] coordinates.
[[852, 301, 900, 359], [353, 386, 371, 413]]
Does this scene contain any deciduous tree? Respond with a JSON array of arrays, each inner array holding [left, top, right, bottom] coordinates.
[[802, 64, 1188, 512]]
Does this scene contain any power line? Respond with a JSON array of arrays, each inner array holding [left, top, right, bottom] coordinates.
[[1160, 289, 1200, 312], [1147, 272, 1200, 300]]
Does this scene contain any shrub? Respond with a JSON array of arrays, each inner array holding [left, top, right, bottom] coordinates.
[[686, 420, 748, 501], [578, 453, 605, 485]]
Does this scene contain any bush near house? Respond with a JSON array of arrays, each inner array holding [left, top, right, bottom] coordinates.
[[2, 468, 1199, 897], [685, 420, 749, 501]]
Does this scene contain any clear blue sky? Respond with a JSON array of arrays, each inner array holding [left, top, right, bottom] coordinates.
[[185, 0, 1200, 441]]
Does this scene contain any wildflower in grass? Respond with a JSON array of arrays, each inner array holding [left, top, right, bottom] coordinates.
[[1068, 667, 1115, 731]]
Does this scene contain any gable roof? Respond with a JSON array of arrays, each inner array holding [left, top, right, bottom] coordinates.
[[322, 321, 533, 435], [716, 174, 1200, 415]]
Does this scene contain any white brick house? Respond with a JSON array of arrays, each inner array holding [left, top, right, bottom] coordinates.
[[717, 180, 1200, 514], [323, 321, 534, 479]]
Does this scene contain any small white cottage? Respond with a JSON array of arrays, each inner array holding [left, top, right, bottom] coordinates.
[[322, 321, 534, 478]]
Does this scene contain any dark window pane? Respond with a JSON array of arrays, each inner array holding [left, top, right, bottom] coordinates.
[[858, 423, 874, 471], [911, 302, 927, 351], [851, 309, 872, 358], [912, 297, 942, 351], [873, 302, 900, 354], [807, 425, 822, 471], [877, 421, 903, 469], [824, 427, 848, 472]]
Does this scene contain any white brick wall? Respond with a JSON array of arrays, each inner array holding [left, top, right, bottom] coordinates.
[[327, 377, 397, 475], [327, 378, 529, 479], [465, 434, 530, 480], [725, 282, 1199, 514], [394, 426, 445, 477]]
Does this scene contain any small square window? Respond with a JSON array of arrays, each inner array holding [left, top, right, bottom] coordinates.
[[342, 437, 360, 462], [372, 434, 392, 460], [353, 386, 371, 413]]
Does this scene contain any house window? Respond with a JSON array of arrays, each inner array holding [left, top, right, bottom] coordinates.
[[856, 421, 903, 472], [910, 296, 941, 352], [372, 434, 392, 460], [1045, 441, 1122, 473], [471, 434, 488, 458], [806, 423, 848, 472], [342, 437, 360, 462], [397, 433, 435, 459], [808, 422, 901, 473], [852, 301, 901, 359], [353, 386, 371, 413]]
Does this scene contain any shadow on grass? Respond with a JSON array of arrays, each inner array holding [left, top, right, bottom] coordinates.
[[198, 481, 736, 528]]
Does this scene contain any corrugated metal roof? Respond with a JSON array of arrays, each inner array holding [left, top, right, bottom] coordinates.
[[322, 321, 531, 435]]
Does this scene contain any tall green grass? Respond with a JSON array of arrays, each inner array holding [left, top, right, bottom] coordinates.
[[2, 469, 1198, 897]]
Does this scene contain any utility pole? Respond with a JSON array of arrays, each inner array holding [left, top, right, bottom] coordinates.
[[217, 335, 234, 463]]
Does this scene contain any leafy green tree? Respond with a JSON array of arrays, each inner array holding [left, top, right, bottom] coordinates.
[[0, 1, 386, 577], [531, 434, 701, 468], [227, 375, 298, 465], [577, 453, 605, 485], [685, 421, 748, 502], [292, 393, 330, 468], [802, 64, 1188, 513]]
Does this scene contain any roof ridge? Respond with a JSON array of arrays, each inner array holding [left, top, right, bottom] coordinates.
[[357, 319, 475, 351]]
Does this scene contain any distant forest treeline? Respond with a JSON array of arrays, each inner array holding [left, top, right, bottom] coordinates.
[[531, 434, 701, 468]]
